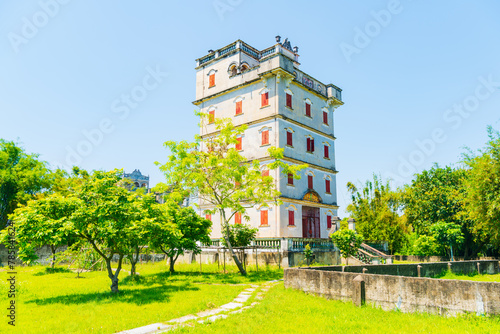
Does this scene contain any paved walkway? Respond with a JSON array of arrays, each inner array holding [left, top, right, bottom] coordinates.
[[117, 280, 281, 334]]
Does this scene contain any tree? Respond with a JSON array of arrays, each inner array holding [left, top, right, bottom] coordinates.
[[346, 174, 407, 253], [462, 126, 500, 248], [430, 221, 464, 261], [404, 164, 481, 258], [221, 223, 258, 248], [157, 113, 305, 275], [67, 169, 142, 293], [145, 200, 211, 273], [330, 229, 363, 265], [0, 140, 52, 228], [3, 194, 78, 268]]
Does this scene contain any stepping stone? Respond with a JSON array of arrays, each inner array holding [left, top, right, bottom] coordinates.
[[245, 288, 256, 292], [230, 306, 251, 314], [196, 308, 223, 318], [234, 296, 250, 303], [117, 322, 172, 334], [221, 302, 243, 310], [240, 292, 252, 295], [168, 314, 197, 323], [198, 314, 228, 323]]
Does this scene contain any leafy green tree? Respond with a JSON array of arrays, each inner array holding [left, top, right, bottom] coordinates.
[[346, 174, 407, 253], [0, 140, 52, 228], [2, 194, 78, 268], [404, 164, 481, 258], [303, 244, 313, 266], [67, 169, 142, 293], [221, 223, 258, 248], [331, 229, 363, 265], [157, 113, 305, 275], [430, 221, 464, 261], [145, 201, 211, 273], [411, 235, 440, 256], [462, 126, 500, 248]]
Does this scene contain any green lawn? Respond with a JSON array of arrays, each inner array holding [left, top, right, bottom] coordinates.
[[0, 262, 282, 334], [173, 284, 500, 334], [435, 271, 500, 282]]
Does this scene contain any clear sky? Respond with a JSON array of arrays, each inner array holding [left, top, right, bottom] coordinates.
[[1, 0, 499, 217]]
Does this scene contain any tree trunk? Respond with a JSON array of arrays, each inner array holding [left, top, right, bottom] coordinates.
[[105, 255, 123, 293], [169, 256, 175, 273], [220, 212, 246, 275], [130, 247, 139, 276], [50, 245, 56, 269]]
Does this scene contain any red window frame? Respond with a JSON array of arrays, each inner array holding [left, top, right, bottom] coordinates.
[[287, 173, 293, 185], [261, 92, 269, 107], [205, 214, 211, 221], [323, 111, 328, 125], [262, 169, 269, 177], [286, 93, 292, 108], [324, 145, 329, 158], [305, 103, 311, 117], [209, 73, 215, 87], [306, 138, 315, 152], [260, 210, 268, 226], [286, 131, 293, 146], [288, 210, 295, 226], [235, 100, 242, 115], [308, 175, 313, 189], [235, 212, 241, 225], [236, 137, 242, 151], [325, 179, 331, 193], [208, 110, 215, 124], [262, 130, 269, 145], [327, 215, 332, 229]]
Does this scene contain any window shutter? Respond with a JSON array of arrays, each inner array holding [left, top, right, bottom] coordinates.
[[306, 138, 311, 152], [236, 137, 242, 150], [306, 103, 311, 117], [326, 179, 331, 193], [208, 110, 215, 124], [262, 130, 269, 145], [287, 131, 293, 146], [235, 101, 242, 115], [261, 92, 269, 106], [205, 214, 211, 221], [311, 139, 315, 152], [324, 145, 329, 158], [288, 210, 295, 226], [308, 175, 313, 189], [327, 215, 332, 229], [260, 210, 268, 225], [286, 93, 292, 108], [209, 74, 215, 87], [262, 169, 269, 177], [323, 111, 328, 124], [288, 173, 293, 185], [235, 212, 241, 224]]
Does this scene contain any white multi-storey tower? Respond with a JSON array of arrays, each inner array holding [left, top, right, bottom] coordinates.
[[193, 37, 343, 239]]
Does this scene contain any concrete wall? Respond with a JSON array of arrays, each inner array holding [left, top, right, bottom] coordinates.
[[284, 261, 500, 315], [0, 244, 67, 266], [393, 255, 499, 263]]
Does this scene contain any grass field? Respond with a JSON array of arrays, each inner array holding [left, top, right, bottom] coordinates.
[[0, 262, 282, 334], [173, 284, 500, 334], [435, 271, 500, 282]]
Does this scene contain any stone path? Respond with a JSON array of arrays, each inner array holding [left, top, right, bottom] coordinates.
[[116, 280, 281, 334]]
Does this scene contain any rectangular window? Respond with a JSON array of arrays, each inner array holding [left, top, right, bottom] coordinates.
[[306, 138, 315, 152], [323, 111, 328, 125], [288, 210, 295, 226], [287, 173, 293, 185], [287, 132, 293, 146], [286, 93, 292, 108], [326, 179, 331, 193], [261, 92, 269, 107], [324, 145, 329, 159], [260, 210, 268, 226], [308, 175, 313, 189], [236, 137, 242, 151], [262, 169, 269, 177], [305, 103, 311, 117], [261, 130, 269, 145], [235, 212, 241, 225], [235, 101, 242, 115], [208, 110, 215, 124], [327, 215, 332, 229], [205, 214, 211, 221], [209, 74, 215, 87]]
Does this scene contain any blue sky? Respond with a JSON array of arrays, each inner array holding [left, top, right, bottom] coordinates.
[[1, 0, 499, 216]]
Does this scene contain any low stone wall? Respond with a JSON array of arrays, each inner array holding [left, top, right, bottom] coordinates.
[[284, 261, 500, 315], [0, 244, 67, 266], [393, 255, 498, 263]]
